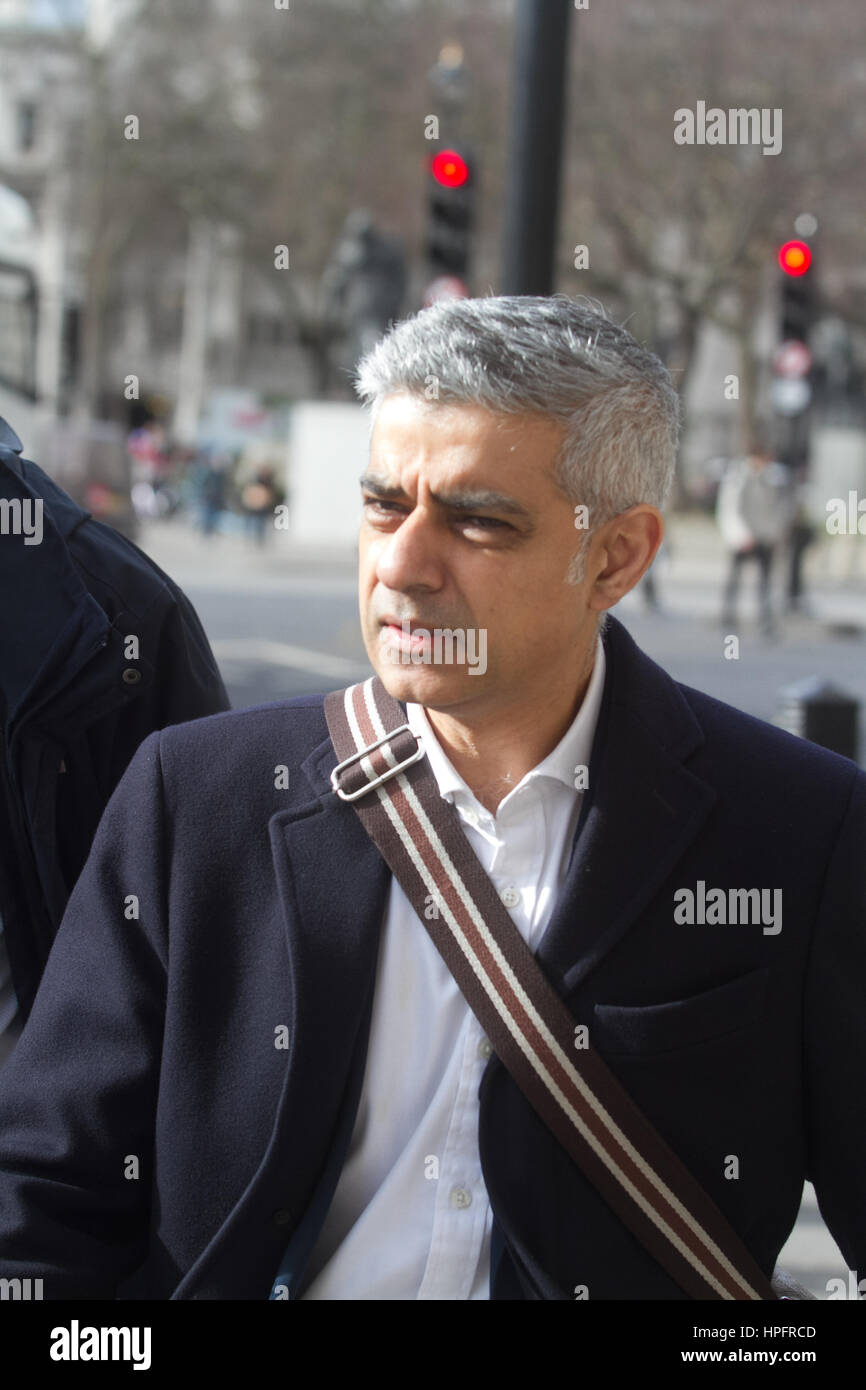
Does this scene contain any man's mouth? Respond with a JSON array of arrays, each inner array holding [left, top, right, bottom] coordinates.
[[378, 618, 433, 651]]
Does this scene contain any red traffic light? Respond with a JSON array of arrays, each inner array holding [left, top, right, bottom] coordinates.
[[431, 149, 470, 189], [778, 240, 812, 277]]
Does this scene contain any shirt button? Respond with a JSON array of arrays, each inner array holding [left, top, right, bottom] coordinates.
[[477, 1037, 493, 1060], [122, 668, 141, 685], [449, 1186, 473, 1210], [463, 809, 479, 827], [500, 885, 520, 908], [272, 1208, 293, 1227]]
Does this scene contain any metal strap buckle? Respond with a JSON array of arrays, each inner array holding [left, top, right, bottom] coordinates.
[[331, 724, 425, 802]]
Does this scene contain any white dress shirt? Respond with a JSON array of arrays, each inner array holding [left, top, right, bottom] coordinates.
[[300, 637, 606, 1300]]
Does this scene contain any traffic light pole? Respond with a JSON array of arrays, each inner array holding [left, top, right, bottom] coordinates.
[[501, 0, 573, 296]]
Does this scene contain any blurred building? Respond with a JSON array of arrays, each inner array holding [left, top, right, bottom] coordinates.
[[0, 0, 317, 466], [0, 0, 87, 439]]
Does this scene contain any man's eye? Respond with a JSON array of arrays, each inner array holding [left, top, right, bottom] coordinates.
[[362, 498, 402, 515], [361, 500, 507, 532]]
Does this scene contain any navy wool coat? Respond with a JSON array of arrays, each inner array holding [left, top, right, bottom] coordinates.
[[0, 615, 864, 1299]]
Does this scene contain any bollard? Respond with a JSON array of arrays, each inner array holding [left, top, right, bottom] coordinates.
[[775, 678, 860, 762]]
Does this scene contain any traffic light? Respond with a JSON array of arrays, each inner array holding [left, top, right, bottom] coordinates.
[[425, 146, 475, 281], [778, 239, 816, 343], [773, 237, 817, 472]]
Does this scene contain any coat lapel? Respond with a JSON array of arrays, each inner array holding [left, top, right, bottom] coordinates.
[[272, 733, 390, 1102], [535, 617, 717, 994], [174, 730, 390, 1299]]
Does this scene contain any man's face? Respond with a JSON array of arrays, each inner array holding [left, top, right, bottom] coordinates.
[[358, 393, 598, 721]]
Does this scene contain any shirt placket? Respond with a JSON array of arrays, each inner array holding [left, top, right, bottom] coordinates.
[[488, 791, 542, 943], [416, 1010, 492, 1299]]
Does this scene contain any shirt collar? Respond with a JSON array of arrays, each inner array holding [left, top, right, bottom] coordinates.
[[405, 633, 606, 812]]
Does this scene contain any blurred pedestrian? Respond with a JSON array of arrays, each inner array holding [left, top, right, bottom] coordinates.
[[240, 465, 284, 546], [126, 419, 166, 487], [785, 466, 817, 616], [127, 419, 173, 520], [197, 450, 232, 536], [716, 446, 793, 635]]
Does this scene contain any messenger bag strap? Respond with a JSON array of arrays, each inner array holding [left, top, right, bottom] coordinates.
[[323, 675, 777, 1302]]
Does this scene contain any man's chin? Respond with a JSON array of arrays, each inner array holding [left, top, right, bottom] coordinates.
[[371, 659, 479, 709]]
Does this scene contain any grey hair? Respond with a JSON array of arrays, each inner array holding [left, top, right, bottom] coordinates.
[[355, 295, 679, 608]]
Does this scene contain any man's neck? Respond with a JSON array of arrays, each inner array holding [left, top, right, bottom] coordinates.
[[424, 652, 596, 817]]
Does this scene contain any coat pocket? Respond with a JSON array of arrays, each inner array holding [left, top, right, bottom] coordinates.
[[593, 966, 770, 1056]]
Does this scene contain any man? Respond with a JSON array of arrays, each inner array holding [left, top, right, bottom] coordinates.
[[0, 416, 229, 1068], [0, 296, 863, 1300], [717, 445, 793, 635]]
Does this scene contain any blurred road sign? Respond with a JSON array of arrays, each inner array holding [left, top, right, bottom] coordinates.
[[423, 275, 469, 306], [771, 377, 812, 416], [774, 339, 812, 378]]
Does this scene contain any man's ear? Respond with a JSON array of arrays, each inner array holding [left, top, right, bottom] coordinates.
[[587, 506, 664, 612]]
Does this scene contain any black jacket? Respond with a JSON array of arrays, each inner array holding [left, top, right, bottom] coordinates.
[[0, 416, 230, 1021]]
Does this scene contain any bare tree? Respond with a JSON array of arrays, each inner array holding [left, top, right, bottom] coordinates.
[[561, 0, 866, 449]]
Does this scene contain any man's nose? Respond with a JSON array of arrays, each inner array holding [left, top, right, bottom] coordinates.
[[375, 507, 445, 592]]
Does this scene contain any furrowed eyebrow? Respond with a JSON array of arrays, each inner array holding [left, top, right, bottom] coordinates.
[[359, 474, 532, 521]]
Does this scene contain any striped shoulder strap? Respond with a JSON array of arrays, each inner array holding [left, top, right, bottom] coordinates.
[[323, 675, 777, 1302]]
